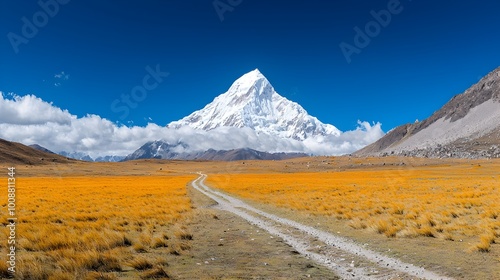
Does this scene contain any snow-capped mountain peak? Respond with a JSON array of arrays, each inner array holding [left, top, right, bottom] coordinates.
[[226, 68, 271, 97], [168, 69, 340, 141]]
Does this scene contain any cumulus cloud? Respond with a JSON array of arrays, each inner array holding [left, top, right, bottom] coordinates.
[[0, 93, 385, 157], [303, 121, 384, 155], [0, 93, 72, 125]]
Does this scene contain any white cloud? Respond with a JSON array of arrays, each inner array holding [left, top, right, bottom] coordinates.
[[302, 121, 384, 155], [0, 93, 384, 157], [54, 71, 70, 80], [0, 93, 72, 125], [53, 71, 70, 87]]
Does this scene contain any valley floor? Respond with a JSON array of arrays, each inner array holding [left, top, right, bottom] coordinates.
[[0, 156, 498, 279], [192, 173, 451, 279]]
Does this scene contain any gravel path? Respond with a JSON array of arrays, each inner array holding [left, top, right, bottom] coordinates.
[[192, 173, 454, 280]]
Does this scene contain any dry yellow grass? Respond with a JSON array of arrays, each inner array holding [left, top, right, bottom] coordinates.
[[0, 175, 194, 279], [207, 163, 500, 252]]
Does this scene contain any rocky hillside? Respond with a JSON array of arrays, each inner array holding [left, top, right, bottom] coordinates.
[[355, 67, 500, 159], [0, 138, 75, 165]]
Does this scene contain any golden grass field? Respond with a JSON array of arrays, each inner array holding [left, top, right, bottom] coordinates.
[[207, 162, 500, 264], [1, 157, 499, 279], [0, 175, 195, 279]]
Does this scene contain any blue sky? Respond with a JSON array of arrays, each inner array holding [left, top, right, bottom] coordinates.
[[1, 0, 500, 132]]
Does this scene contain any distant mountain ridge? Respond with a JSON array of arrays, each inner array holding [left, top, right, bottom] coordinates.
[[58, 151, 125, 162], [123, 140, 307, 161], [29, 144, 55, 154], [192, 148, 308, 161], [355, 67, 500, 159], [123, 141, 187, 160]]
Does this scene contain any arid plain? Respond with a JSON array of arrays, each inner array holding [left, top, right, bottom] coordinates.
[[1, 156, 499, 279]]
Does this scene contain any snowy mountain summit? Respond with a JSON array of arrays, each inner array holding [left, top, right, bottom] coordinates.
[[168, 69, 340, 140]]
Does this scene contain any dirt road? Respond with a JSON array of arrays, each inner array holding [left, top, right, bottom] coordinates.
[[192, 173, 454, 280]]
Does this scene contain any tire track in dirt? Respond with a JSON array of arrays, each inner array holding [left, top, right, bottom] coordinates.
[[192, 173, 454, 280]]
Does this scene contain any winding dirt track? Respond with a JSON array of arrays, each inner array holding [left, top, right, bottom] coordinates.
[[192, 173, 454, 280]]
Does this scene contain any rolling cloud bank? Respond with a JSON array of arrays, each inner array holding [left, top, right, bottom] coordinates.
[[0, 92, 384, 158]]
